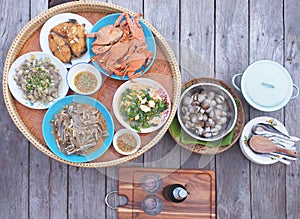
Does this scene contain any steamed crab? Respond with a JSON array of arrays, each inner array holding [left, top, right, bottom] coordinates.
[[87, 13, 153, 79]]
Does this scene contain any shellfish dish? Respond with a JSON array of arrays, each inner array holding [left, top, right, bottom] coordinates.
[[13, 54, 62, 104], [178, 83, 237, 141], [52, 103, 108, 156], [87, 13, 154, 79]]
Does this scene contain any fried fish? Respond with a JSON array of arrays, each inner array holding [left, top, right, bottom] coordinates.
[[50, 19, 87, 58], [48, 32, 72, 63], [50, 19, 78, 36], [67, 22, 87, 57]]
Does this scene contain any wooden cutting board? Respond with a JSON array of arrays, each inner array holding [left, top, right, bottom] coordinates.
[[118, 167, 216, 219]]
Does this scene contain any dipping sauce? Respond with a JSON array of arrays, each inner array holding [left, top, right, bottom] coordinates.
[[116, 133, 137, 152], [74, 71, 98, 93]]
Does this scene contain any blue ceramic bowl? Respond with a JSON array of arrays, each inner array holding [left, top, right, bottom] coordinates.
[[87, 13, 156, 80], [42, 95, 114, 163]]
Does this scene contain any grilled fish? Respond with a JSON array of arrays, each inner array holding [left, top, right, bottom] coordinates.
[[67, 22, 87, 57], [48, 32, 72, 63], [50, 19, 87, 57]]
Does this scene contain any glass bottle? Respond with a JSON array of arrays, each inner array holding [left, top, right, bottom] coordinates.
[[162, 184, 188, 203]]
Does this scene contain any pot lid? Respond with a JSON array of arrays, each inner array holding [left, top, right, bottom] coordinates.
[[241, 60, 293, 112]]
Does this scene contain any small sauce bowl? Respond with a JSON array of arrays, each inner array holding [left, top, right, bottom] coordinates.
[[67, 63, 102, 95], [113, 129, 141, 155]]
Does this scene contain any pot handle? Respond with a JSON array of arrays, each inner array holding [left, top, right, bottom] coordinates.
[[232, 73, 243, 91], [291, 84, 299, 99]]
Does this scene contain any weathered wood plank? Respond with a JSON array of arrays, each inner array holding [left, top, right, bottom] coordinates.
[[104, 0, 144, 218], [180, 0, 215, 170], [180, 0, 215, 82], [29, 147, 68, 218], [0, 0, 30, 218], [49, 0, 75, 8], [68, 167, 106, 219], [215, 0, 251, 218], [249, 1, 286, 219], [142, 0, 181, 169], [284, 0, 300, 218], [107, 0, 142, 14], [28, 1, 68, 218]]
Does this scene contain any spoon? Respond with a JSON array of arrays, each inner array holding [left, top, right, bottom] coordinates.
[[252, 123, 300, 142], [245, 136, 292, 164], [249, 135, 299, 158]]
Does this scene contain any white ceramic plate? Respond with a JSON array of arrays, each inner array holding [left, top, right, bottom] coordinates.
[[40, 13, 93, 68], [239, 116, 289, 165], [8, 51, 69, 109], [112, 78, 171, 133]]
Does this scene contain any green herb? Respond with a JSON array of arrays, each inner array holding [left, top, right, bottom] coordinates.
[[120, 87, 168, 131]]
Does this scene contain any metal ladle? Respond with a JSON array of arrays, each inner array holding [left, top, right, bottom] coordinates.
[[252, 123, 300, 142]]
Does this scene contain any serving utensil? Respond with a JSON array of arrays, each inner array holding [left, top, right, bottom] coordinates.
[[249, 135, 299, 158], [245, 136, 292, 165], [252, 123, 300, 141], [261, 154, 291, 165], [267, 136, 295, 148], [269, 152, 298, 161]]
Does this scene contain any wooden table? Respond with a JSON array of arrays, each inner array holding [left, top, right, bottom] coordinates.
[[1, 0, 299, 218]]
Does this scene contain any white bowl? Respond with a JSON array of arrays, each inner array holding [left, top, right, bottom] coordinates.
[[239, 116, 288, 165], [113, 129, 141, 155], [67, 63, 102, 95]]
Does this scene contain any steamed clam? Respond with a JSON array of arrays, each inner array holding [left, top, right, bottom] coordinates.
[[180, 89, 229, 139]]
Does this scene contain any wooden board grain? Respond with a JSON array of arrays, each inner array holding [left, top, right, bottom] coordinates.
[[249, 1, 286, 219], [284, 0, 300, 218], [215, 1, 251, 218], [118, 167, 216, 219], [2, 1, 300, 219], [68, 166, 107, 218], [107, 0, 142, 14], [143, 0, 181, 169], [180, 0, 216, 170], [28, 1, 69, 218], [0, 0, 31, 218]]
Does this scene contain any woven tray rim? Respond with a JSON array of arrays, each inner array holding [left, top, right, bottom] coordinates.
[[2, 1, 181, 167], [169, 77, 245, 154]]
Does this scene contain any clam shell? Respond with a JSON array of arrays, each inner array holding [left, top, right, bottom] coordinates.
[[207, 91, 215, 100], [201, 99, 211, 110], [183, 96, 193, 106], [215, 94, 225, 104]]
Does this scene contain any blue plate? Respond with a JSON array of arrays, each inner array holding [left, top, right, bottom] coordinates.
[[87, 13, 156, 80], [42, 95, 114, 163]]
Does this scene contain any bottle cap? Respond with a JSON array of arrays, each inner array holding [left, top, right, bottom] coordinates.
[[173, 187, 188, 200]]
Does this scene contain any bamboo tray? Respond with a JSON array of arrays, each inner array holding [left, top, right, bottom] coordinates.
[[2, 1, 181, 167]]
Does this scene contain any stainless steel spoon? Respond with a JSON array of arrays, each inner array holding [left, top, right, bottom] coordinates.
[[252, 123, 300, 142]]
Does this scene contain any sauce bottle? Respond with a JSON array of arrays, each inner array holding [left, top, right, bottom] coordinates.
[[162, 184, 188, 203]]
